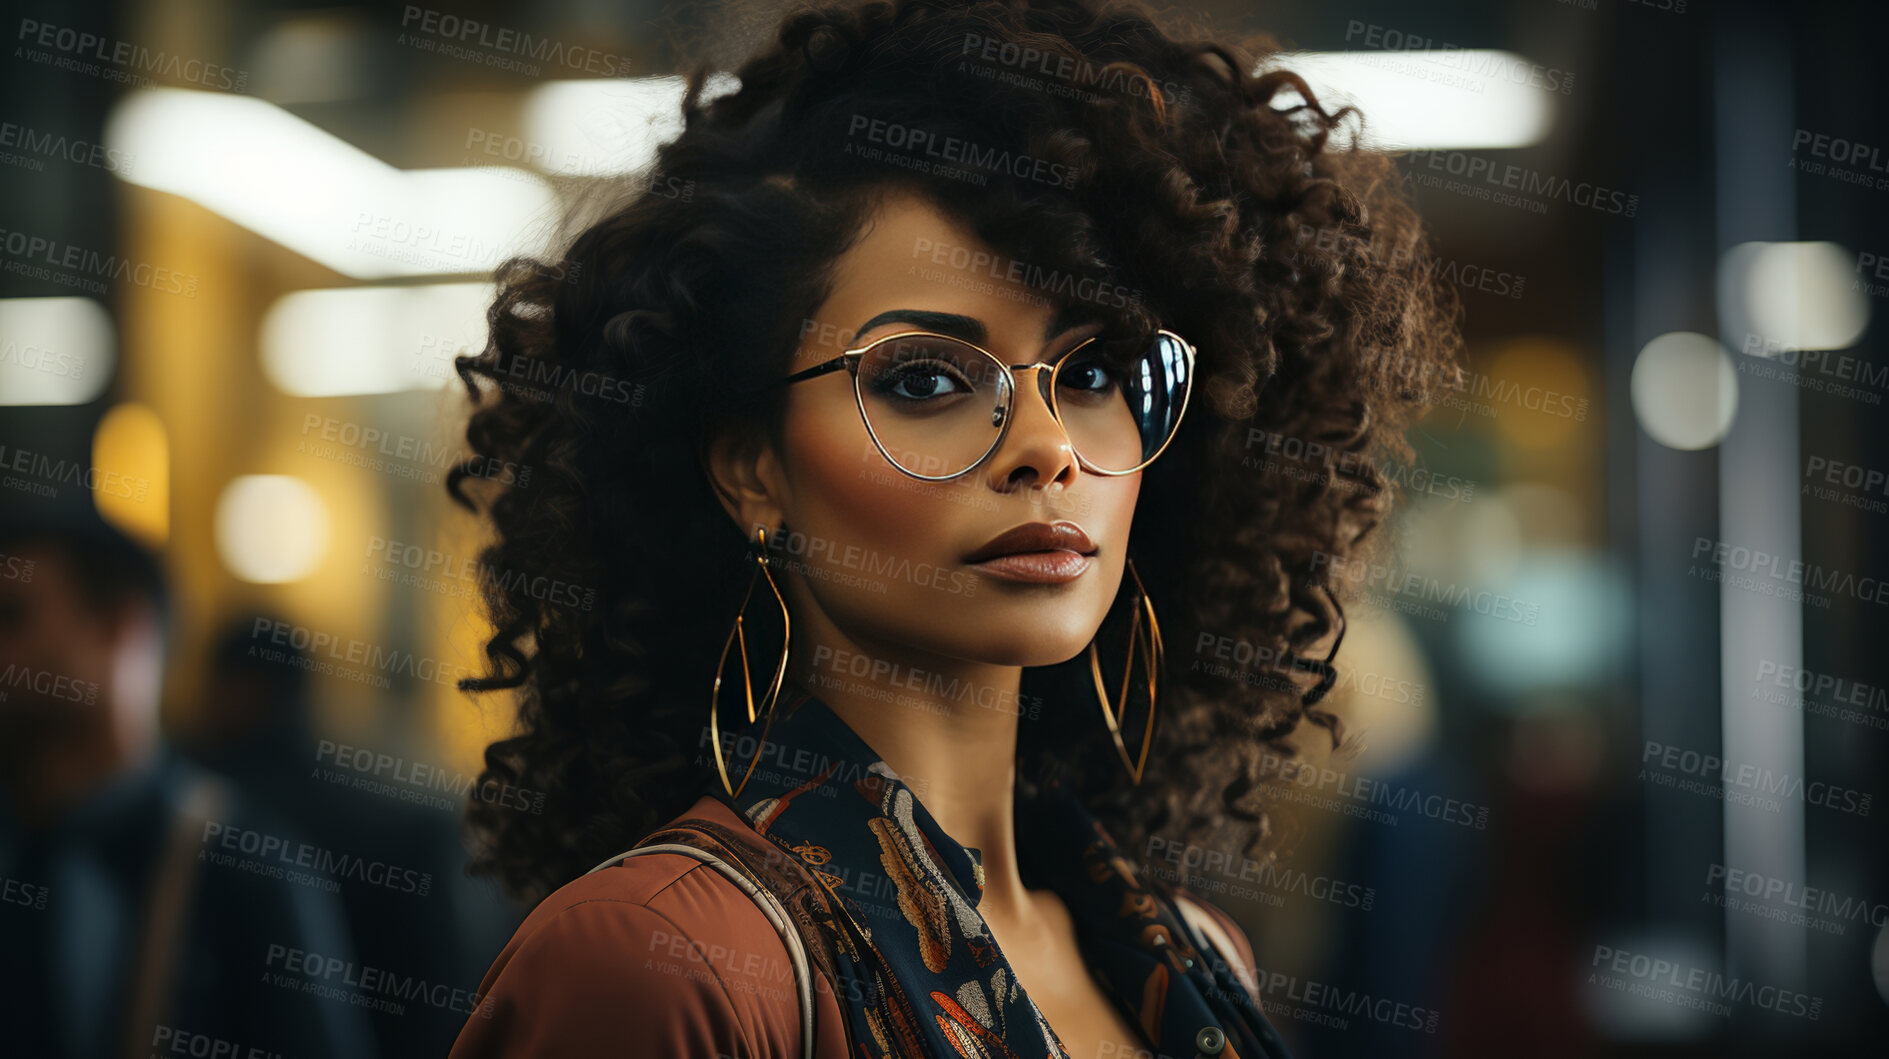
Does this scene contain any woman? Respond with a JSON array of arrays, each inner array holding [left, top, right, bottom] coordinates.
[[444, 0, 1461, 1055]]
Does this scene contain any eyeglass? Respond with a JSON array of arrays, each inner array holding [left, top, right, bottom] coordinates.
[[778, 327, 1196, 481]]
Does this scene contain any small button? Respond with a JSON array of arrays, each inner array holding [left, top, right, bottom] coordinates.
[[1194, 1027, 1225, 1056], [1182, 955, 1195, 969]]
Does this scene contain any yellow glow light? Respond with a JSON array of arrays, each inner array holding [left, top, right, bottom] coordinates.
[[92, 402, 169, 547]]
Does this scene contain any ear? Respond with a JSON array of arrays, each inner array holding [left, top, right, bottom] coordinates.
[[701, 425, 789, 544]]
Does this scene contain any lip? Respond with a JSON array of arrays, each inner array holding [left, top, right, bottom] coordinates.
[[967, 551, 1094, 584], [963, 521, 1097, 583], [964, 520, 1098, 563]]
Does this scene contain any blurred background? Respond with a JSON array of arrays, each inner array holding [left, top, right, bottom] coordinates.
[[1, 0, 1884, 1056]]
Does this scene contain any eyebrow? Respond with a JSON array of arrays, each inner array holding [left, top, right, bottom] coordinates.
[[851, 302, 1099, 354]]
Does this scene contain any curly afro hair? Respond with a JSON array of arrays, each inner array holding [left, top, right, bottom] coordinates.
[[447, 0, 1463, 906]]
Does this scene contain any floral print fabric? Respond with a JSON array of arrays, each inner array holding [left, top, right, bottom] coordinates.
[[714, 690, 1293, 1059]]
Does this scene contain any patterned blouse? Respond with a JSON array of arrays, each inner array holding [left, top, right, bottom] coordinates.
[[718, 688, 1294, 1059]]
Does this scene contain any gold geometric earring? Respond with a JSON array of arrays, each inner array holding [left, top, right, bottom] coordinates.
[[1087, 557, 1163, 785], [709, 525, 792, 799]]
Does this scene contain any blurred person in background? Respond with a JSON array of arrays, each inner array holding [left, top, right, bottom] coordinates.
[[190, 615, 317, 798], [186, 613, 522, 1058], [0, 510, 375, 1059]]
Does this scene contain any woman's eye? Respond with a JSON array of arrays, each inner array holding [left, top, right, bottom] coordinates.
[[1059, 357, 1119, 393], [880, 361, 971, 400]]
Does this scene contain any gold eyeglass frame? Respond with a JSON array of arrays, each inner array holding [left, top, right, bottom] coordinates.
[[779, 327, 1197, 482]]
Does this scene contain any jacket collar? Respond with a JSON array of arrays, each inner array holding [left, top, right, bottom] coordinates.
[[704, 684, 1293, 1059], [721, 686, 992, 912]]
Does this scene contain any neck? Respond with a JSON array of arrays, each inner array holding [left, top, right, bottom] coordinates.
[[1, 709, 148, 830], [782, 613, 1037, 922]]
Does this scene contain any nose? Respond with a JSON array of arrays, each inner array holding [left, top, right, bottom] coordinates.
[[981, 363, 1079, 492]]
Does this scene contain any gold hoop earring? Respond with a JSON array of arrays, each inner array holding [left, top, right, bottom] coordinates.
[[1087, 557, 1163, 785], [709, 525, 792, 799]]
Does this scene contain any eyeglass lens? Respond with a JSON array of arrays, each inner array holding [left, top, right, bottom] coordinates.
[[854, 332, 1189, 478]]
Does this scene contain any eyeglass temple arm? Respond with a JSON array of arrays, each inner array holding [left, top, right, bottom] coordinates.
[[779, 354, 852, 387]]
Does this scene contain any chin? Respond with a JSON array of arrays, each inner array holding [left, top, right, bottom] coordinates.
[[957, 620, 1102, 668]]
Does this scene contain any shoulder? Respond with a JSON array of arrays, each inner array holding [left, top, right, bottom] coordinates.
[[1167, 886, 1262, 1004], [450, 795, 804, 1059]]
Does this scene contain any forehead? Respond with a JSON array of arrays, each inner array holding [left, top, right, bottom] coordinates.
[[797, 189, 1100, 361]]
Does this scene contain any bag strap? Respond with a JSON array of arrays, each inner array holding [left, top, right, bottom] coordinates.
[[587, 837, 816, 1059], [1170, 891, 1260, 1003]]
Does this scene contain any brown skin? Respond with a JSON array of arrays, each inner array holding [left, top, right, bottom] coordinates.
[[706, 188, 1149, 1056], [0, 543, 163, 830]]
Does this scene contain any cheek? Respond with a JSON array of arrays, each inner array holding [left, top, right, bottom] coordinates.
[[780, 391, 944, 546], [1106, 476, 1141, 537]]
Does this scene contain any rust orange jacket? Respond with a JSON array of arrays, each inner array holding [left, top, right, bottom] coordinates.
[[451, 693, 1281, 1059], [450, 794, 855, 1058]]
